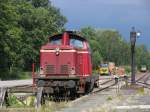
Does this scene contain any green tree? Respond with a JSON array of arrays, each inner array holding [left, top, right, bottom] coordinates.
[[0, 0, 67, 79], [80, 27, 150, 71], [92, 51, 103, 69], [136, 45, 150, 70], [0, 0, 22, 79], [30, 0, 49, 8]]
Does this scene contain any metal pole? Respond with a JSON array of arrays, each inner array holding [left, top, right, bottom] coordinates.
[[131, 45, 135, 84], [130, 27, 141, 84]]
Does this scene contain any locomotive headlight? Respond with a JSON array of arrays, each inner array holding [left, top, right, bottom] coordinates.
[[40, 67, 45, 77]]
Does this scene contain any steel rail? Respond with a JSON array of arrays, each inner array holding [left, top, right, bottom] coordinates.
[[92, 79, 116, 94], [143, 73, 150, 83], [136, 82, 150, 89], [127, 72, 150, 89], [135, 72, 149, 82], [99, 79, 114, 85]]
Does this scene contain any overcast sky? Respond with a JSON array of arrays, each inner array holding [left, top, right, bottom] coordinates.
[[51, 0, 150, 50]]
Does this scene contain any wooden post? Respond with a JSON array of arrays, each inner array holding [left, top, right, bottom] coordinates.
[[32, 63, 35, 90]]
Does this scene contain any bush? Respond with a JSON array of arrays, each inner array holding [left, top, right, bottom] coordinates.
[[124, 66, 131, 75], [0, 67, 32, 80], [7, 94, 24, 107]]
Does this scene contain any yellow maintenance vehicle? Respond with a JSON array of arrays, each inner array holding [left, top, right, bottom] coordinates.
[[99, 63, 109, 75]]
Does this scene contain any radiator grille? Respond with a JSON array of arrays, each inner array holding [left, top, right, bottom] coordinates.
[[45, 65, 55, 74], [61, 65, 69, 74]]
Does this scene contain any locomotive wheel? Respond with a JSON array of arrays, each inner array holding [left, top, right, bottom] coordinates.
[[69, 88, 76, 100], [65, 89, 70, 101]]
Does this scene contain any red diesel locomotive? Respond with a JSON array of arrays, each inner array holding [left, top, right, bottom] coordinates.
[[33, 31, 97, 104]]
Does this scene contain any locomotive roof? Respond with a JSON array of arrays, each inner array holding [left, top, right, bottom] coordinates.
[[49, 32, 87, 41]]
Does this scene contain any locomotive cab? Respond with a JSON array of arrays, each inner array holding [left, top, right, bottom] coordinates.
[[40, 32, 92, 78]]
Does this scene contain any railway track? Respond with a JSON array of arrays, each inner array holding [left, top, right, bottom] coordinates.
[[56, 76, 127, 112], [135, 72, 150, 89], [34, 77, 117, 108], [1, 74, 149, 112], [72, 76, 125, 102], [127, 72, 150, 89], [135, 72, 149, 82], [92, 79, 116, 94], [0, 76, 126, 111]]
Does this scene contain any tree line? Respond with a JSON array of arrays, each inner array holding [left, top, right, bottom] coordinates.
[[80, 27, 150, 71], [0, 0, 150, 79], [0, 0, 67, 79]]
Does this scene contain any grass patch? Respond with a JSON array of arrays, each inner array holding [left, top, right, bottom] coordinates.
[[19, 72, 32, 79], [0, 69, 32, 80], [0, 108, 35, 112], [39, 101, 69, 112], [7, 94, 36, 108], [2, 97, 69, 112], [7, 94, 25, 107], [106, 96, 113, 101], [137, 87, 144, 95]]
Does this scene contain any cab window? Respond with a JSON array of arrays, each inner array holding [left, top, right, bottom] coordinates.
[[70, 38, 84, 48], [100, 64, 108, 67], [50, 37, 62, 45]]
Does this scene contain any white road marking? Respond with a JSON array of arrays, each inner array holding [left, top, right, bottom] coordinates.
[[115, 105, 150, 109]]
